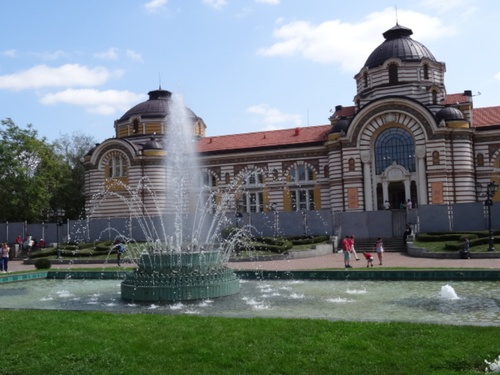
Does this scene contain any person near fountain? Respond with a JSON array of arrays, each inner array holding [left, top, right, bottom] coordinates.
[[1, 242, 10, 272], [23, 235, 33, 257], [461, 237, 470, 259], [15, 235, 22, 257], [375, 237, 384, 265], [341, 235, 352, 268], [350, 235, 360, 261], [114, 241, 127, 266], [362, 251, 374, 267]]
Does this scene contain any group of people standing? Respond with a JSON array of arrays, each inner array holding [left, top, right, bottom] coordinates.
[[341, 235, 384, 268]]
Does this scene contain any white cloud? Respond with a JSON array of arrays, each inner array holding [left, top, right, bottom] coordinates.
[[126, 49, 143, 62], [40, 89, 146, 115], [494, 72, 500, 81], [202, 0, 228, 10], [247, 104, 302, 130], [94, 48, 119, 60], [1, 49, 16, 57], [256, 0, 280, 4], [258, 8, 456, 73], [0, 64, 123, 91], [144, 0, 167, 13]]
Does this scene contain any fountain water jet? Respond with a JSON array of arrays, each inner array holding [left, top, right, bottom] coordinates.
[[91, 93, 243, 302]]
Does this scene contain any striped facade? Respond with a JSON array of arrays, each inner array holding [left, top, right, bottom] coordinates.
[[83, 24, 500, 219]]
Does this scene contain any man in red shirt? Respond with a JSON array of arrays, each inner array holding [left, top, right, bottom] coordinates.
[[341, 235, 352, 268]]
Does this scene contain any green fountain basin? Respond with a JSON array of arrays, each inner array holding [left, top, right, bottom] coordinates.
[[121, 252, 240, 302]]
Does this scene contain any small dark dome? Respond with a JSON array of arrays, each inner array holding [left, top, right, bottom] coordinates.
[[331, 118, 350, 133], [435, 106, 465, 122], [364, 24, 436, 69], [143, 136, 163, 150]]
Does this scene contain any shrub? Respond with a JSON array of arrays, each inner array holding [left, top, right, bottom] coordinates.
[[34, 258, 51, 269]]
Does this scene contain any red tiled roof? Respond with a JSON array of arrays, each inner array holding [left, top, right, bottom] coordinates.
[[443, 93, 468, 105], [474, 106, 500, 127], [196, 125, 331, 153]]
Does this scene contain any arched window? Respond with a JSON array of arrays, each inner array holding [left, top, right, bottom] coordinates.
[[324, 165, 329, 178], [423, 64, 429, 80], [133, 119, 139, 134], [290, 164, 314, 183], [348, 158, 355, 172], [432, 151, 440, 165], [363, 72, 368, 88], [288, 163, 316, 211], [375, 128, 415, 174], [107, 154, 127, 178], [388, 63, 398, 84], [432, 90, 438, 105], [202, 172, 217, 187], [477, 153, 484, 167], [241, 169, 265, 213], [225, 172, 230, 184]]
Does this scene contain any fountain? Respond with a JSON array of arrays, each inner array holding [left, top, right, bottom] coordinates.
[[90, 93, 242, 302], [440, 284, 460, 300]]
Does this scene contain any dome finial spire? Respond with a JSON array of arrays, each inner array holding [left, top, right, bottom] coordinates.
[[395, 4, 399, 25], [158, 72, 162, 90]]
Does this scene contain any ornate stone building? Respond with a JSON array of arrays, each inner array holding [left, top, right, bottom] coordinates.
[[83, 24, 500, 223]]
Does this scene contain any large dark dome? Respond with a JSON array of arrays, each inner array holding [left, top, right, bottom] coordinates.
[[364, 24, 436, 69], [119, 89, 171, 121], [118, 89, 199, 122]]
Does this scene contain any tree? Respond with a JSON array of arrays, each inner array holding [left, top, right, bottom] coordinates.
[[0, 118, 66, 222], [52, 131, 98, 219]]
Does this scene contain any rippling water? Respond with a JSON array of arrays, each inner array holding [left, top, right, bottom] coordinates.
[[1, 279, 499, 326]]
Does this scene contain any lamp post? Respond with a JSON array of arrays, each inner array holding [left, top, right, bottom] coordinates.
[[475, 181, 499, 251], [54, 209, 65, 259]]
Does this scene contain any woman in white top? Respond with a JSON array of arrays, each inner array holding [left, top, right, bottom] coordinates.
[[1, 242, 10, 272]]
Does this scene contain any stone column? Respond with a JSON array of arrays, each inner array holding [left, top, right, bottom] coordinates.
[[416, 145, 428, 205], [361, 150, 373, 211]]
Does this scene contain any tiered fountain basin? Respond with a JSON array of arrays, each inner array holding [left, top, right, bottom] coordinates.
[[121, 252, 240, 302]]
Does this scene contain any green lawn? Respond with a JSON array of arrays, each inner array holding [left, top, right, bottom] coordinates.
[[0, 310, 498, 375]]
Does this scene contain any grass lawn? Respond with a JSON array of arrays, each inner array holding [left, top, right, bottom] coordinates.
[[0, 310, 498, 375]]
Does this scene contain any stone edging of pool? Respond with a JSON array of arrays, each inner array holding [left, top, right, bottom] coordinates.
[[1, 269, 499, 284]]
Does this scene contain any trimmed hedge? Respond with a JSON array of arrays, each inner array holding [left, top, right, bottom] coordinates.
[[34, 258, 51, 269]]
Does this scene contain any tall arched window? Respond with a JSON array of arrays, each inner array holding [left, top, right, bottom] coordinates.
[[432, 151, 440, 165], [477, 153, 484, 167], [388, 63, 398, 84], [241, 169, 265, 213], [423, 64, 429, 80], [363, 72, 368, 88], [288, 163, 316, 211], [348, 158, 355, 172], [375, 128, 415, 174]]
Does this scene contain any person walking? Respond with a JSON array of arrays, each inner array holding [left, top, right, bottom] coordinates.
[[375, 237, 384, 265], [1, 242, 10, 272], [341, 235, 352, 268], [350, 235, 360, 261], [363, 251, 374, 268], [114, 241, 126, 266], [15, 235, 22, 257]]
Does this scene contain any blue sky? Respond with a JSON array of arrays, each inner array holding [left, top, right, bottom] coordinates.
[[1, 0, 499, 143]]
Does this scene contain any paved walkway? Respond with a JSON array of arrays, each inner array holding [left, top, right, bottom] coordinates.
[[4, 252, 499, 273]]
